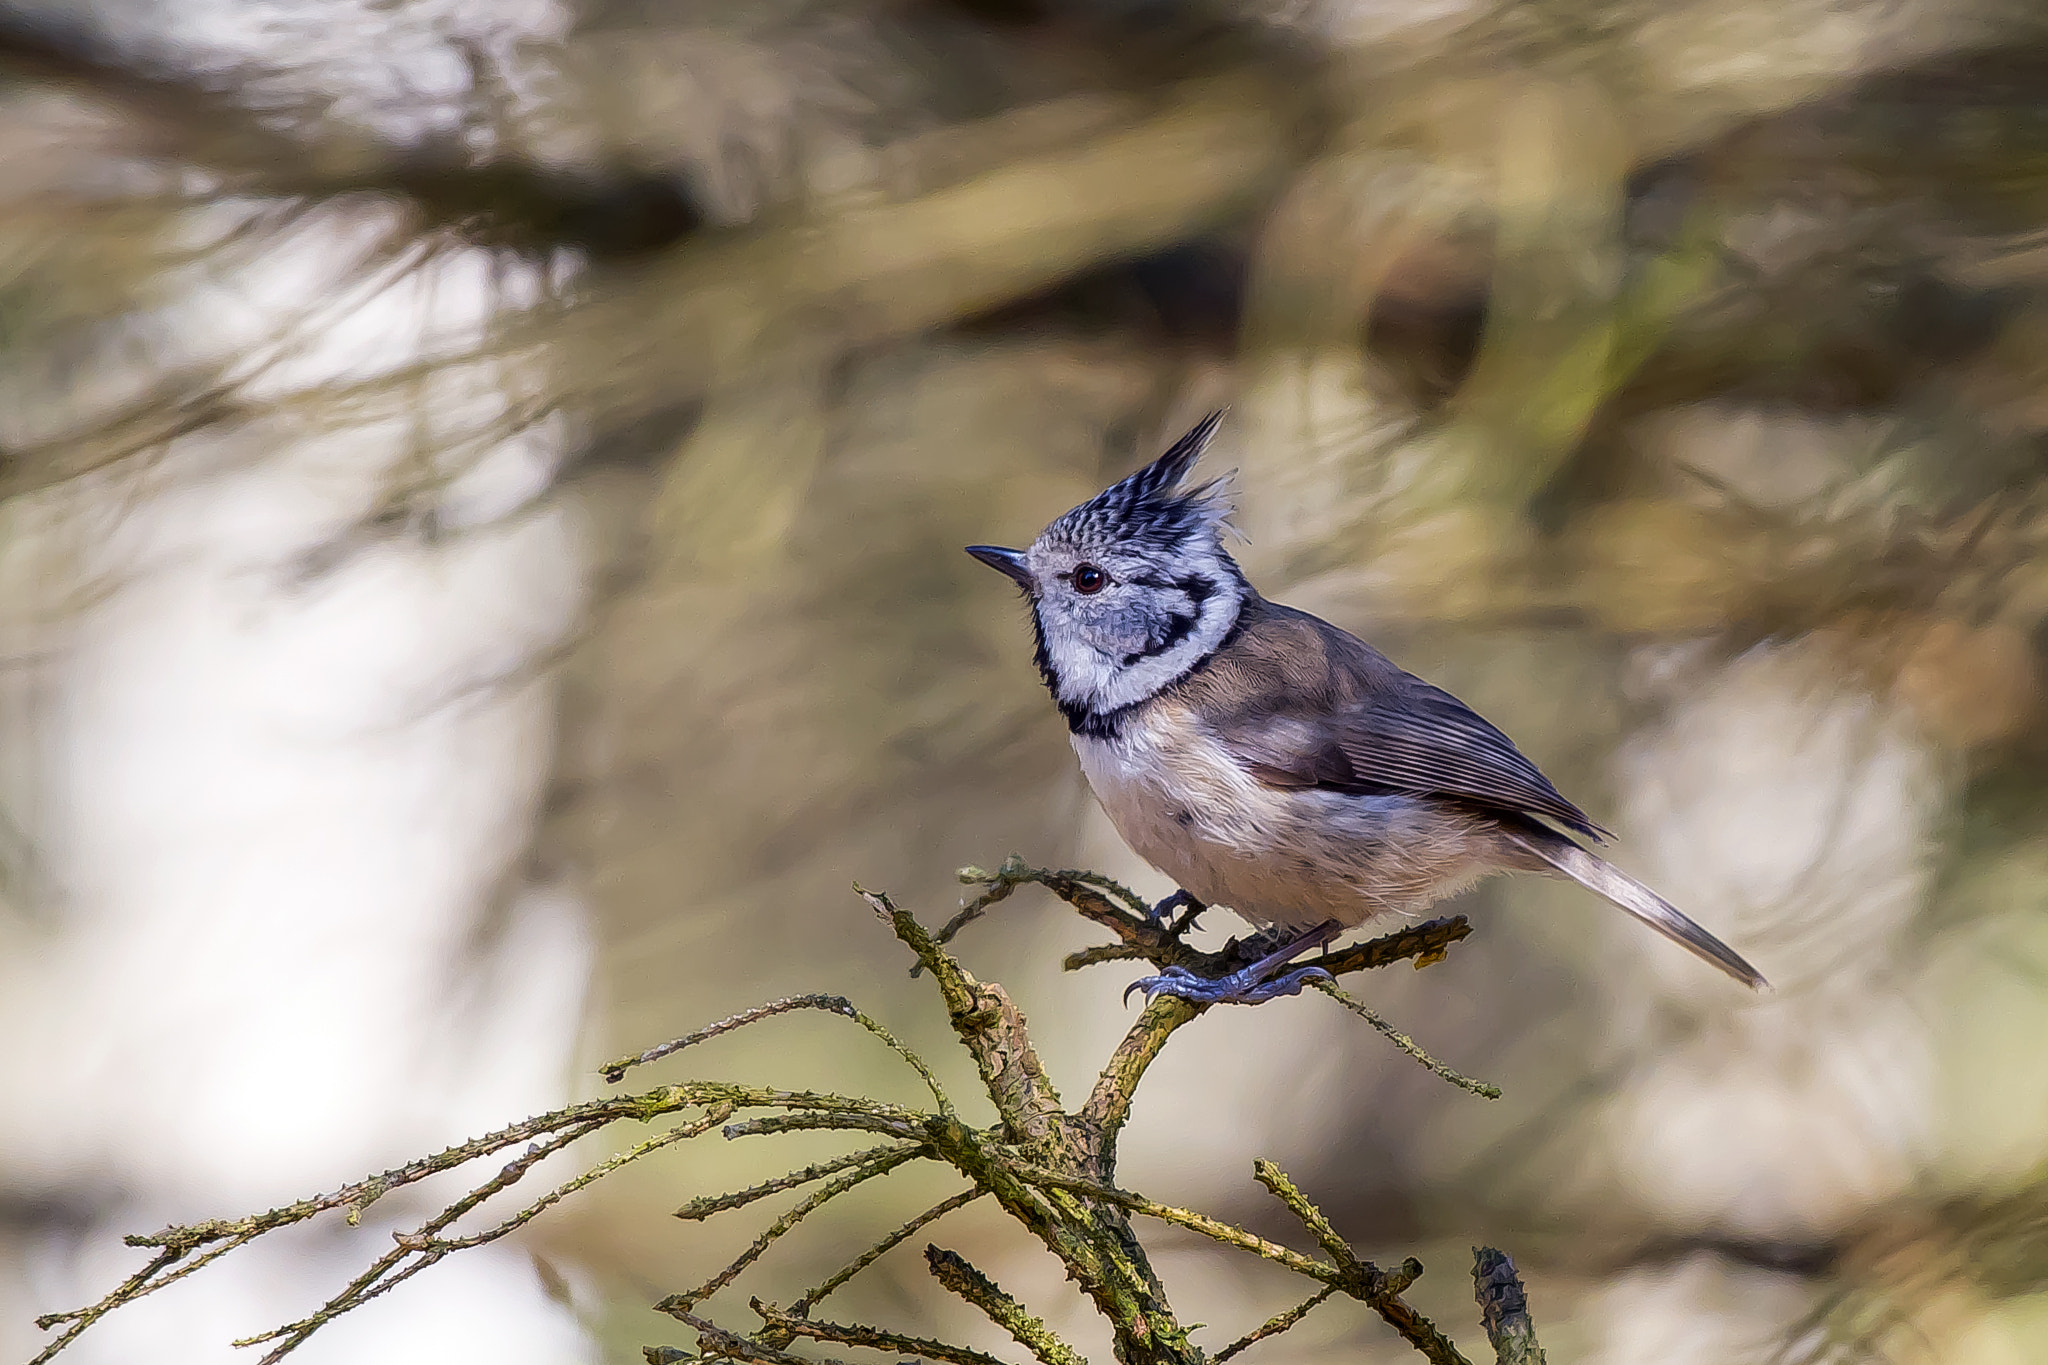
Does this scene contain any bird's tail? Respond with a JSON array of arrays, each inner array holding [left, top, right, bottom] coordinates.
[[1506, 828, 1768, 990]]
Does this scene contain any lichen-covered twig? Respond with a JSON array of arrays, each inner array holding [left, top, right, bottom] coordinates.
[[1210, 1285, 1338, 1363], [1312, 980, 1502, 1098], [675, 1142, 923, 1221], [659, 1144, 929, 1314], [791, 1188, 986, 1315], [1253, 1160, 1470, 1365], [601, 992, 952, 1113], [752, 1298, 1013, 1365], [1008, 1161, 1338, 1279], [861, 884, 1067, 1148], [925, 1245, 1089, 1365]]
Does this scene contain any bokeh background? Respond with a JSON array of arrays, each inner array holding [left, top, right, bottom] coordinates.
[[3, 0, 2048, 1360]]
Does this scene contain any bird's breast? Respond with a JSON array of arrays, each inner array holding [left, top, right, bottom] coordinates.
[[1071, 702, 1327, 929], [1074, 704, 1269, 846], [1069, 701, 1507, 931]]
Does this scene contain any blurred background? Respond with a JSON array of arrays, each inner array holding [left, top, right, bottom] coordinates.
[[3, 0, 2048, 1360]]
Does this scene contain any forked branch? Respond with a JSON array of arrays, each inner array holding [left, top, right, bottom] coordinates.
[[30, 859, 1543, 1365]]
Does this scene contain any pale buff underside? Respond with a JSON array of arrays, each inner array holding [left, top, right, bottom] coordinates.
[[1073, 699, 1517, 933]]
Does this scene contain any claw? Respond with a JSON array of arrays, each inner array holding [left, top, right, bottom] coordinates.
[[1145, 889, 1204, 928], [1123, 963, 1334, 1007]]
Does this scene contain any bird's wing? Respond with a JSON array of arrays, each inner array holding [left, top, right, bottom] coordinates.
[[1214, 676, 1608, 841]]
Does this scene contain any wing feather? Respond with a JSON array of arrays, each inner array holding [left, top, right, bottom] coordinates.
[[1201, 610, 1606, 839], [1325, 682, 1606, 838]]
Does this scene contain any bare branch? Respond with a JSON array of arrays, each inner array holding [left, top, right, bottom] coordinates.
[[1077, 913, 1481, 1152], [926, 1245, 1088, 1365], [1313, 980, 1502, 1099], [659, 1145, 929, 1315], [37, 869, 1536, 1365], [675, 1143, 924, 1221], [1210, 1286, 1338, 1363], [861, 886, 1065, 1147], [1007, 1162, 1338, 1281], [754, 1299, 1013, 1365], [602, 993, 952, 1114], [791, 1189, 987, 1316]]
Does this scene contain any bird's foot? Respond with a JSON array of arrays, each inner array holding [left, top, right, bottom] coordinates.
[[1145, 889, 1206, 936], [1123, 919, 1344, 1008], [1123, 962, 1334, 1007]]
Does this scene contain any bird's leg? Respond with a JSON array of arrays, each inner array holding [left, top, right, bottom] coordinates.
[[1124, 920, 1343, 1006], [1146, 889, 1206, 935]]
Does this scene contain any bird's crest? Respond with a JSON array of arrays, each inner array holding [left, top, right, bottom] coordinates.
[[1049, 411, 1234, 553]]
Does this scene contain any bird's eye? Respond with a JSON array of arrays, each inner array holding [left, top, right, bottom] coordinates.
[[1071, 564, 1108, 595]]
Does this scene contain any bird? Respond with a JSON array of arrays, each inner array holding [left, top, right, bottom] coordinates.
[[965, 411, 1766, 1005]]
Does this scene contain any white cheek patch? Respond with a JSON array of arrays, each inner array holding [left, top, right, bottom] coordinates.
[[1044, 565, 1244, 716]]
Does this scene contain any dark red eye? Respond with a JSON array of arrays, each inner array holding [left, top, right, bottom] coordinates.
[[1071, 564, 1108, 594]]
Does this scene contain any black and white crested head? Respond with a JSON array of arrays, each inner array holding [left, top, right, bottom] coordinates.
[[965, 411, 1250, 733], [1048, 411, 1234, 557]]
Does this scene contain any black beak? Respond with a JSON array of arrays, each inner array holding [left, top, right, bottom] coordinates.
[[965, 544, 1035, 592]]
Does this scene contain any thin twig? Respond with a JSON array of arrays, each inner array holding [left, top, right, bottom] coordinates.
[[1250, 1162, 1466, 1365], [939, 856, 1156, 953], [1211, 1285, 1338, 1363], [1253, 1160, 1360, 1270], [791, 1188, 987, 1315], [28, 1247, 190, 1365], [659, 1146, 927, 1314], [669, 1308, 861, 1365], [438, 1107, 738, 1250], [926, 1245, 1088, 1365], [605, 996, 865, 1077], [717, 1111, 917, 1140], [937, 859, 1158, 960], [753, 1299, 1013, 1365], [1006, 1163, 1337, 1281], [676, 1143, 923, 1221], [1312, 980, 1501, 1099], [1064, 942, 1154, 970], [235, 1119, 608, 1358], [602, 994, 952, 1114]]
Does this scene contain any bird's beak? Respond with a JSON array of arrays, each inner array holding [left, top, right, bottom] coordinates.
[[965, 544, 1035, 592]]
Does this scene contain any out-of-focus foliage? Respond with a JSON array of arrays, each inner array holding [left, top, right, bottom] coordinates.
[[8, 0, 2048, 1361]]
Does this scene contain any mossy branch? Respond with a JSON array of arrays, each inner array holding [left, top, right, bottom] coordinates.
[[926, 1245, 1089, 1365], [30, 858, 1544, 1365]]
